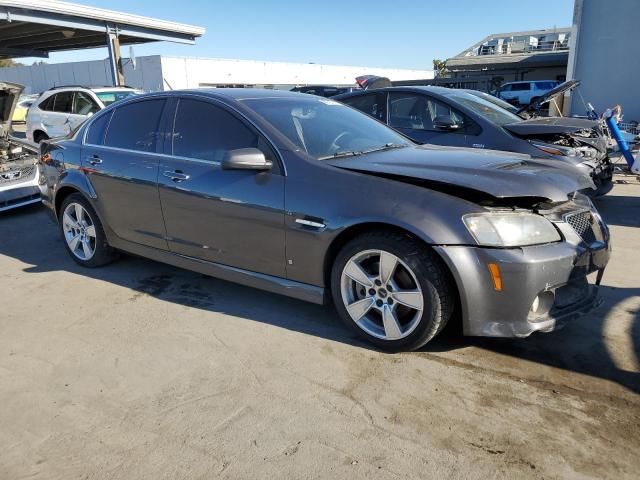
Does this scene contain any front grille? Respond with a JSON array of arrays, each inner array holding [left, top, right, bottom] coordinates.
[[0, 165, 36, 186], [565, 210, 597, 244]]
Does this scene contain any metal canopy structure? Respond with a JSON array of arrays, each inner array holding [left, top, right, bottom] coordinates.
[[0, 0, 204, 85]]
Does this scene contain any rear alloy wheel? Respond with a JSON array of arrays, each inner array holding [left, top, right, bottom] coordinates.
[[331, 232, 453, 351], [59, 193, 115, 267]]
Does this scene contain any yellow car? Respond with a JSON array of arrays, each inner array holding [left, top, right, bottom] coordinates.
[[11, 97, 36, 123]]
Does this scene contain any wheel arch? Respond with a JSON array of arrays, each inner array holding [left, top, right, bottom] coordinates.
[[54, 185, 84, 216], [322, 222, 462, 330], [32, 129, 48, 142]]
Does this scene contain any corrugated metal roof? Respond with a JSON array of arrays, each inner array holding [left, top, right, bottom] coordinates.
[[0, 0, 204, 58]]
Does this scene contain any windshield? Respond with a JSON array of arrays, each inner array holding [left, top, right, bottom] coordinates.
[[95, 90, 140, 106], [445, 91, 523, 126], [465, 90, 520, 114], [241, 96, 411, 159]]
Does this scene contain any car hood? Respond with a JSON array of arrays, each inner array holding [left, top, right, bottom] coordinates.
[[325, 145, 594, 204], [502, 116, 601, 136], [0, 81, 23, 136], [517, 80, 580, 114]]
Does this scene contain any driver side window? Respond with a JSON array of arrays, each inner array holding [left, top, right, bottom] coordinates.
[[389, 93, 465, 133], [171, 98, 279, 172]]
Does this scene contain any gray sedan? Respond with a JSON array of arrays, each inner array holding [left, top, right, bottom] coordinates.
[[39, 89, 610, 351]]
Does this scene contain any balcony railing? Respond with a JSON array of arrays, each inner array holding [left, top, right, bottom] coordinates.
[[473, 39, 570, 57]]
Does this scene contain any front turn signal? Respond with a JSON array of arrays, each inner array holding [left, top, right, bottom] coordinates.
[[487, 263, 503, 292]]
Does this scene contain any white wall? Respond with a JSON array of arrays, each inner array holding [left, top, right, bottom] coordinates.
[[0, 55, 433, 93], [159, 56, 433, 89]]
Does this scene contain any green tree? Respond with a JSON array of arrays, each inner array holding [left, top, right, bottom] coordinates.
[[0, 58, 23, 68], [432, 59, 449, 78]]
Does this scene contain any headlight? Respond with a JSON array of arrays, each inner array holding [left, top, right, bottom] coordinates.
[[463, 212, 561, 247], [531, 142, 577, 157]]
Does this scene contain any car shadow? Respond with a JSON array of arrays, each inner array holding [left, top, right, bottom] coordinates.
[[0, 203, 638, 394], [594, 190, 640, 228]]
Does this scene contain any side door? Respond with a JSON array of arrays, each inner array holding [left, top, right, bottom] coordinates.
[[387, 92, 467, 147], [69, 91, 100, 131], [340, 92, 388, 123], [81, 98, 169, 250], [511, 82, 531, 105], [44, 92, 74, 137], [158, 97, 286, 278], [497, 83, 514, 103]]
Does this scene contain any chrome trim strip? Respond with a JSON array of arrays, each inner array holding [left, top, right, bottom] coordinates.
[[295, 218, 325, 229]]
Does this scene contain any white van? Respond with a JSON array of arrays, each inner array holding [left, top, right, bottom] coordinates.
[[497, 80, 560, 106]]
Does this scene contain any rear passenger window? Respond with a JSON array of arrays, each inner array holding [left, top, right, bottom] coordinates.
[[172, 98, 274, 164], [74, 92, 100, 115], [342, 93, 386, 121], [39, 95, 55, 111], [104, 99, 165, 152], [86, 111, 112, 145], [53, 92, 74, 113]]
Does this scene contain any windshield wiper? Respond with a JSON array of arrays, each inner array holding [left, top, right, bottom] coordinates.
[[318, 150, 363, 160], [362, 143, 408, 154], [318, 143, 408, 161]]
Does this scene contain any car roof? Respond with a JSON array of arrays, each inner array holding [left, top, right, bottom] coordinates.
[[334, 85, 455, 100], [90, 87, 140, 92], [174, 88, 315, 101]]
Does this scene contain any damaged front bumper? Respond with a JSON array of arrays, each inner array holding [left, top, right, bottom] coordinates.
[[581, 157, 614, 197], [434, 208, 610, 337]]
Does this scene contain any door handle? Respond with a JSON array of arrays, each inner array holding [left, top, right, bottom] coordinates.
[[86, 155, 102, 165], [163, 170, 190, 182]]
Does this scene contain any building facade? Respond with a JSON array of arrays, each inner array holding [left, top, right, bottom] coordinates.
[[566, 0, 640, 123], [443, 28, 571, 93], [0, 55, 433, 94]]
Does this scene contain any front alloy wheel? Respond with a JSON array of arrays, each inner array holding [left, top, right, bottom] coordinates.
[[331, 231, 453, 351], [341, 249, 424, 341]]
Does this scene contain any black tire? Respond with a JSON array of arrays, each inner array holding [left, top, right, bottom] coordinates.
[[33, 131, 49, 143], [529, 96, 541, 106], [330, 231, 454, 352], [58, 193, 116, 267]]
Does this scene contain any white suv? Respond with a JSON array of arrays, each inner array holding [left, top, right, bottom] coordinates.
[[497, 80, 560, 106], [26, 86, 142, 142]]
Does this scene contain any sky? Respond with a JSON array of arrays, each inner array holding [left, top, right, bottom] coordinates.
[[20, 0, 575, 70]]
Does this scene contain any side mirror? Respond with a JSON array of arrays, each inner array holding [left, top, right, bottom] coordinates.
[[433, 115, 461, 131], [222, 148, 273, 171]]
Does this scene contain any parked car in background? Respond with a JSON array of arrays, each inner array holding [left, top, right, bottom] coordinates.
[[11, 95, 38, 123], [335, 86, 613, 195], [40, 89, 609, 351], [0, 82, 40, 212], [497, 80, 560, 106], [26, 85, 142, 142], [290, 85, 360, 97]]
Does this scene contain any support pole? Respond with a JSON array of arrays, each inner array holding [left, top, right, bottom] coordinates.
[[106, 28, 124, 87]]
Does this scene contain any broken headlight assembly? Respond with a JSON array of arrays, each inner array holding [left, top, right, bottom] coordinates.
[[463, 212, 561, 247], [531, 142, 577, 157]]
